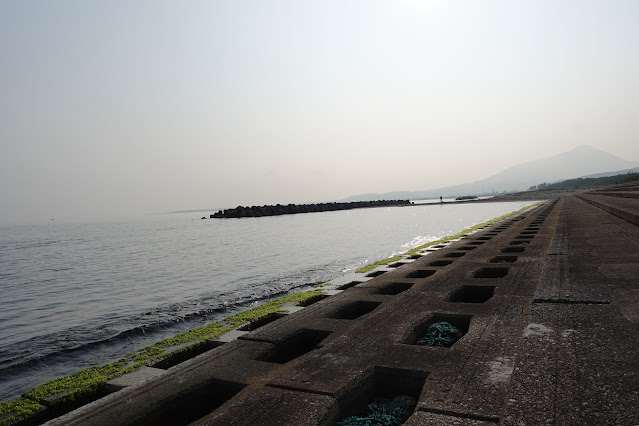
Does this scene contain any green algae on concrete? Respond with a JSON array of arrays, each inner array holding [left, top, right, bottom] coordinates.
[[224, 290, 325, 327], [24, 360, 140, 404], [356, 203, 539, 273], [153, 321, 231, 349], [0, 289, 326, 426], [355, 255, 404, 274], [296, 292, 327, 307], [0, 398, 45, 426]]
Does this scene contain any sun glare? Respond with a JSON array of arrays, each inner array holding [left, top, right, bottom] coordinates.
[[398, 0, 448, 13]]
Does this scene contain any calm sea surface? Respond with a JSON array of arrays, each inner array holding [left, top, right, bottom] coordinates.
[[0, 201, 530, 401]]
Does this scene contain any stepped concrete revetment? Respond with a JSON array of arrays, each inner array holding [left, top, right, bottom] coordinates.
[[43, 190, 639, 425]]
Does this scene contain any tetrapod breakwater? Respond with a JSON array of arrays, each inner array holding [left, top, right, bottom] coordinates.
[[207, 200, 411, 219]]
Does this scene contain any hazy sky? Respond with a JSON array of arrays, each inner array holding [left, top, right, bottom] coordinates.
[[2, 0, 639, 224]]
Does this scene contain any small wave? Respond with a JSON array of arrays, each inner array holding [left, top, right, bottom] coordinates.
[[0, 265, 338, 373], [401, 234, 438, 251], [0, 253, 360, 402]]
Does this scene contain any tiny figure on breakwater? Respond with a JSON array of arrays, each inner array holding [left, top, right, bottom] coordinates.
[[440, 196, 443, 203]]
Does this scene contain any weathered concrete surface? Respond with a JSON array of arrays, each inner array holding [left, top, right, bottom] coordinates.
[[578, 192, 639, 226], [103, 366, 164, 393], [502, 195, 639, 426], [405, 412, 496, 426], [45, 195, 639, 425], [191, 387, 339, 425]]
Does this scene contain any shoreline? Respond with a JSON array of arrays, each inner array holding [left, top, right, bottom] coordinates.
[[43, 190, 637, 425], [0, 203, 538, 425], [0, 290, 326, 424]]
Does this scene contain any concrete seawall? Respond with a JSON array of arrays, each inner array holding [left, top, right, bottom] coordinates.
[[43, 192, 638, 425]]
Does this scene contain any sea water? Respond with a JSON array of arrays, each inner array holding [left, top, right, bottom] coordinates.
[[0, 201, 530, 401]]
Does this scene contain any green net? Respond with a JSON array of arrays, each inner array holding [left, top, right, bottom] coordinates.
[[337, 395, 416, 425], [416, 321, 463, 347]]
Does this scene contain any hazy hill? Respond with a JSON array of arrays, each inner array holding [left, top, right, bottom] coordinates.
[[529, 169, 639, 191], [575, 166, 639, 180], [341, 145, 638, 202]]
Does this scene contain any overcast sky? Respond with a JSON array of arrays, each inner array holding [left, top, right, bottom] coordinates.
[[1, 0, 638, 224]]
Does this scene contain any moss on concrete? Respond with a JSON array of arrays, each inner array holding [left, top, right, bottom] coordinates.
[[357, 203, 539, 273], [224, 290, 325, 327], [296, 293, 327, 307], [153, 322, 231, 349], [356, 255, 403, 273], [0, 398, 44, 426], [23, 361, 138, 405], [0, 289, 326, 426]]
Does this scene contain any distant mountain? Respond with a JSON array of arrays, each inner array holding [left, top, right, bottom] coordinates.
[[341, 145, 639, 202]]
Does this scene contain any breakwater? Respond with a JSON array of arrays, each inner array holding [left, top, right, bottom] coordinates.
[[208, 200, 411, 218]]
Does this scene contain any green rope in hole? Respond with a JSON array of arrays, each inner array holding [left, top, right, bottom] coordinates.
[[416, 321, 463, 347], [337, 395, 416, 426]]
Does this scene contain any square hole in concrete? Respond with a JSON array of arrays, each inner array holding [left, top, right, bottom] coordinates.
[[239, 312, 287, 331], [336, 367, 427, 425], [428, 260, 454, 267], [297, 294, 329, 307], [474, 267, 508, 278], [490, 255, 518, 264], [408, 255, 422, 260], [404, 313, 472, 347], [445, 252, 466, 258], [330, 301, 381, 320], [152, 340, 225, 370], [405, 269, 436, 279], [448, 285, 495, 303], [520, 231, 537, 235], [388, 262, 407, 268], [258, 329, 332, 364], [515, 235, 534, 239], [476, 237, 491, 241], [138, 378, 246, 426], [366, 270, 386, 278], [432, 244, 447, 248], [337, 281, 362, 290], [469, 241, 485, 245], [378, 282, 413, 295], [501, 247, 525, 253]]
